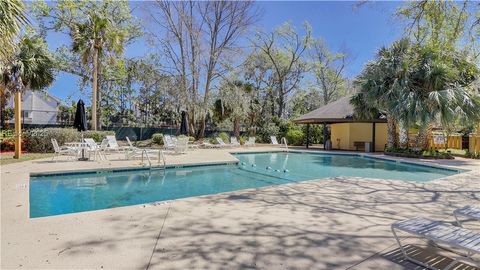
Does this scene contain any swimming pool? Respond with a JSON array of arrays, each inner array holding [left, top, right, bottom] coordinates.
[[30, 152, 459, 217]]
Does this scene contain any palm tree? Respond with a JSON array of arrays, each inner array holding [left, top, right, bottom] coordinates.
[[71, 12, 124, 130], [398, 45, 480, 149], [352, 39, 412, 149], [353, 39, 480, 151], [0, 0, 29, 128], [3, 35, 56, 158], [0, 0, 29, 65]]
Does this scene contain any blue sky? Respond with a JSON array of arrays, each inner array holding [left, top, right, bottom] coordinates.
[[39, 1, 403, 104]]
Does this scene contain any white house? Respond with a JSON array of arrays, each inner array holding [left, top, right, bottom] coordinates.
[[7, 90, 61, 125]]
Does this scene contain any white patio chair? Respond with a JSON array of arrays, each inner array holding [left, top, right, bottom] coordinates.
[[51, 138, 77, 162], [106, 135, 129, 152], [391, 217, 480, 270], [230, 137, 241, 147], [245, 137, 256, 147], [83, 138, 104, 161], [216, 137, 232, 148], [454, 205, 480, 227], [125, 137, 163, 163], [174, 137, 189, 154], [99, 139, 110, 160]]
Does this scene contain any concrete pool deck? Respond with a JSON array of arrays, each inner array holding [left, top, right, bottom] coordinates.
[[1, 146, 480, 269]]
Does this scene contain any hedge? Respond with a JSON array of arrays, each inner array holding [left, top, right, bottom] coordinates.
[[23, 128, 114, 153], [285, 129, 305, 146]]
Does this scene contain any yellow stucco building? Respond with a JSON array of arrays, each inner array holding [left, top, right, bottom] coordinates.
[[330, 123, 388, 151], [294, 96, 388, 152]]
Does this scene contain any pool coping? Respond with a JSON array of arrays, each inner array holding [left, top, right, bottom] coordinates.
[[30, 160, 239, 178]]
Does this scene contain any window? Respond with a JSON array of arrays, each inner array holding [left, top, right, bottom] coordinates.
[[21, 110, 32, 118]]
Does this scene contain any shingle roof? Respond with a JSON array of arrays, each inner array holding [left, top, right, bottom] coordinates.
[[293, 96, 386, 124]]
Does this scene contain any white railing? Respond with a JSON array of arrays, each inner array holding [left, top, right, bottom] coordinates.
[[141, 149, 152, 168], [159, 150, 166, 168], [281, 137, 288, 151]]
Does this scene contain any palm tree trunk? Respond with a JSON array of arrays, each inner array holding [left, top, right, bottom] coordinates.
[[96, 56, 102, 130], [415, 124, 432, 150], [14, 91, 21, 159], [399, 121, 409, 149], [386, 115, 397, 149], [0, 85, 8, 128], [91, 48, 98, 131], [233, 117, 241, 138]]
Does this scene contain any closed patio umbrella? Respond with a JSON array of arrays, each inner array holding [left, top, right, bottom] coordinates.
[[73, 99, 88, 132], [73, 99, 88, 160], [180, 110, 188, 135]]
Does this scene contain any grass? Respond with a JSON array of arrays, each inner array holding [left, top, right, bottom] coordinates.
[[0, 153, 54, 165]]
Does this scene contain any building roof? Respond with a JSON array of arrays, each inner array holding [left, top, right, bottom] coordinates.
[[293, 96, 386, 124]]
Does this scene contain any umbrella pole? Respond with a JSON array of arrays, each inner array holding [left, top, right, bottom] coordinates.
[[79, 131, 88, 161]]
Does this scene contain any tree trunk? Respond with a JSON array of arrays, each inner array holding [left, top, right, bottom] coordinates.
[[233, 117, 241, 138], [399, 121, 409, 149], [197, 115, 206, 139], [14, 91, 21, 159], [415, 124, 431, 150], [91, 48, 98, 131], [0, 85, 7, 128], [188, 110, 196, 137], [96, 56, 102, 130], [277, 92, 284, 118], [386, 114, 397, 149]]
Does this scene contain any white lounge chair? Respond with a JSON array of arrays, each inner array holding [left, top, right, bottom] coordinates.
[[106, 135, 128, 152], [454, 205, 480, 227], [202, 142, 222, 148], [271, 136, 279, 145], [271, 136, 288, 148], [391, 217, 480, 270], [125, 137, 163, 163], [51, 138, 77, 161], [245, 137, 256, 147], [216, 137, 232, 148], [163, 135, 176, 150], [230, 137, 241, 147], [83, 138, 98, 149]]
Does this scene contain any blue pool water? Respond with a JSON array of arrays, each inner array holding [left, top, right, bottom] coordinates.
[[30, 152, 458, 217]]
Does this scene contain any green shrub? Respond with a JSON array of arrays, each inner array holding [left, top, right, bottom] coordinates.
[[82, 130, 114, 142], [188, 136, 195, 142], [465, 150, 480, 159], [0, 138, 16, 151], [23, 128, 114, 153], [257, 123, 279, 143], [152, 133, 164, 145], [285, 129, 304, 146], [218, 132, 230, 143], [239, 135, 248, 145], [209, 137, 217, 144]]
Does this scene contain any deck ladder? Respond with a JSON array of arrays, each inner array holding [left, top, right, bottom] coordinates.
[[281, 137, 288, 151], [159, 150, 166, 169], [141, 149, 152, 168]]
